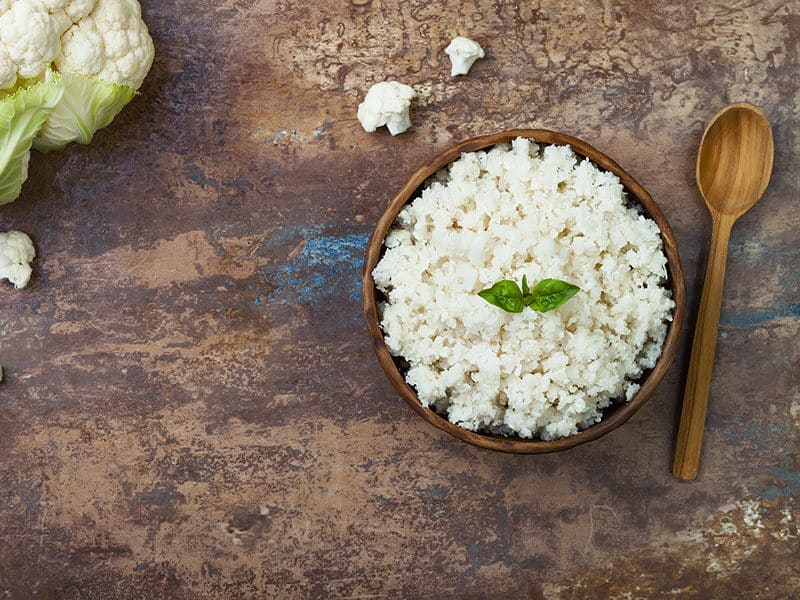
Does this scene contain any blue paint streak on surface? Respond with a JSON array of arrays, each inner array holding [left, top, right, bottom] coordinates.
[[762, 461, 800, 500], [466, 541, 494, 570], [267, 231, 369, 305], [186, 164, 218, 190], [723, 421, 788, 446], [720, 302, 800, 331], [429, 484, 448, 500]]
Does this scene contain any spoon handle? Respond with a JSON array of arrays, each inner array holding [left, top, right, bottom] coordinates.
[[673, 213, 735, 480]]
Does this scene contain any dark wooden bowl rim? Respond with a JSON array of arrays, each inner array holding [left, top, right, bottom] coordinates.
[[362, 129, 686, 454]]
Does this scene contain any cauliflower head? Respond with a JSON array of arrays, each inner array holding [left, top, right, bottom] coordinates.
[[0, 0, 98, 89], [0, 0, 154, 202], [0, 230, 36, 289], [0, 0, 153, 93]]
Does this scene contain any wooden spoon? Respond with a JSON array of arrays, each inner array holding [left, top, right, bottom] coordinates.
[[673, 103, 774, 480]]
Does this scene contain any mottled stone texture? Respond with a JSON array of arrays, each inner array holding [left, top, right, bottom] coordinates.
[[0, 1, 797, 598]]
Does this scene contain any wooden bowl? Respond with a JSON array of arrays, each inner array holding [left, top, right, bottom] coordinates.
[[362, 129, 686, 454]]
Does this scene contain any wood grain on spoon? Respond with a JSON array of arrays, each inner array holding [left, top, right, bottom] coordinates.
[[673, 103, 774, 480]]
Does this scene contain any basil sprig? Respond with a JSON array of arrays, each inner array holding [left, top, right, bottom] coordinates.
[[478, 276, 580, 314], [477, 280, 527, 313]]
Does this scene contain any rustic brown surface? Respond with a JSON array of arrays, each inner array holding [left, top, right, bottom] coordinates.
[[0, 1, 798, 598]]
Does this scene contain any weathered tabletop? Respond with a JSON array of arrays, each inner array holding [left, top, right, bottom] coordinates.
[[1, 1, 798, 598]]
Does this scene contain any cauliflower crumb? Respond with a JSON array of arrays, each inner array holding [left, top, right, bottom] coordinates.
[[445, 36, 485, 76], [373, 139, 674, 439], [357, 81, 416, 136], [0, 230, 36, 289]]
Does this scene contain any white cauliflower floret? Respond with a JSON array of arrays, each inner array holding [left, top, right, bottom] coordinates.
[[357, 81, 416, 136], [445, 36, 485, 76], [42, 0, 96, 21], [0, 230, 36, 289], [0, 0, 154, 93], [0, 43, 16, 89], [56, 0, 154, 89], [42, 0, 98, 34], [0, 0, 62, 81], [0, 0, 98, 91]]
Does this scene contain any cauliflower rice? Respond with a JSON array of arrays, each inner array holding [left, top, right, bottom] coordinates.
[[372, 138, 675, 440]]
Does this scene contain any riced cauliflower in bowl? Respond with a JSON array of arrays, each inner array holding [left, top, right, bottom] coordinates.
[[363, 130, 685, 453]]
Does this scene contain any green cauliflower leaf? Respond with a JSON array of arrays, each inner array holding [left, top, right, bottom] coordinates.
[[34, 73, 137, 153], [0, 72, 64, 205]]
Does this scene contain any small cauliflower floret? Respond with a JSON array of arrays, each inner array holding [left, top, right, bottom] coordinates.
[[444, 36, 484, 76], [357, 81, 416, 136], [0, 230, 36, 289]]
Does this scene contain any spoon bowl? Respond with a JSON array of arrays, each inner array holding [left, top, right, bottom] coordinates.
[[696, 103, 774, 216]]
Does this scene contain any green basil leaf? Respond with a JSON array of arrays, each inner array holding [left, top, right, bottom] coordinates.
[[521, 274, 530, 297], [528, 278, 580, 312], [478, 279, 525, 313]]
